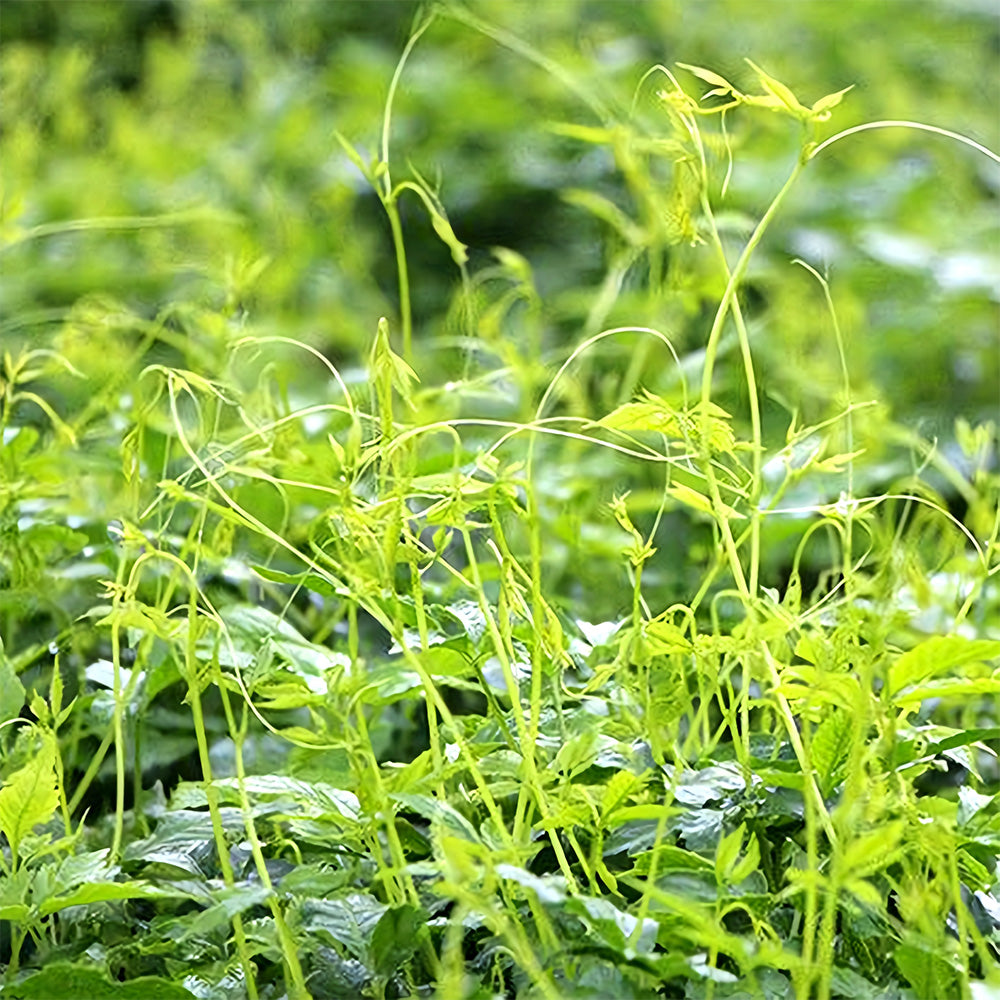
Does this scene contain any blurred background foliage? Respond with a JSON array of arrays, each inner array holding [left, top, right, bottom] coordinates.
[[2, 0, 998, 619]]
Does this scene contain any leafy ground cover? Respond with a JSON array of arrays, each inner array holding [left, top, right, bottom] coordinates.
[[1, 2, 999, 998]]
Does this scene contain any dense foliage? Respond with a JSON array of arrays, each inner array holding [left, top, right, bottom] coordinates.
[[1, 2, 998, 998]]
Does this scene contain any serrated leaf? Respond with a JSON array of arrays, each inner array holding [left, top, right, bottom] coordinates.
[[895, 676, 1000, 707], [39, 880, 181, 917], [889, 636, 1000, 697], [811, 710, 853, 796], [302, 893, 387, 960], [840, 821, 904, 878], [0, 731, 59, 862], [599, 399, 681, 435]]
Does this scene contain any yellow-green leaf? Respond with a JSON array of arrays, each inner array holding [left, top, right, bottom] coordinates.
[[677, 63, 738, 95], [668, 483, 745, 520], [810, 85, 854, 119], [889, 636, 1000, 698], [0, 731, 60, 862], [744, 59, 808, 117]]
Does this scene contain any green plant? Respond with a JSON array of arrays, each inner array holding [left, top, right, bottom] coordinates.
[[1, 5, 998, 1000]]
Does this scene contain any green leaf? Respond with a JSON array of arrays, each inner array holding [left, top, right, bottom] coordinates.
[[153, 884, 272, 944], [599, 398, 682, 435], [302, 894, 387, 960], [390, 793, 481, 842], [889, 635, 1000, 697], [0, 646, 26, 727], [562, 189, 643, 245], [894, 676, 1000, 707], [95, 599, 178, 642], [676, 63, 739, 96], [333, 131, 373, 182], [0, 730, 59, 862], [894, 940, 960, 999], [728, 831, 761, 885], [715, 822, 745, 883], [429, 210, 468, 267], [554, 728, 600, 778], [744, 59, 809, 117], [39, 880, 180, 917], [811, 710, 853, 796], [839, 821, 905, 879], [370, 903, 426, 978], [250, 564, 348, 599], [668, 483, 745, 521], [5, 963, 195, 1000], [810, 85, 853, 119]]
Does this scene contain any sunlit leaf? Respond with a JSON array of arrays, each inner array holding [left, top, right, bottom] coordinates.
[[0, 730, 59, 862]]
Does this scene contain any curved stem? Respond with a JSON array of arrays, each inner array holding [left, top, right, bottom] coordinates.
[[810, 120, 1000, 164], [699, 156, 806, 602]]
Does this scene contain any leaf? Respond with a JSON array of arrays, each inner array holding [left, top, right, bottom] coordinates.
[[566, 894, 659, 955], [0, 647, 26, 727], [729, 831, 761, 885], [554, 728, 600, 778], [370, 903, 427, 977], [39, 881, 184, 917], [715, 822, 745, 883], [302, 893, 387, 960], [676, 63, 738, 95], [667, 483, 745, 521], [250, 564, 348, 599], [640, 619, 691, 655], [371, 316, 419, 398], [894, 676, 1000, 707], [810, 85, 854, 119], [562, 189, 643, 245], [0, 730, 59, 862], [390, 792, 481, 842], [495, 864, 568, 904], [5, 964, 195, 1000], [429, 210, 468, 266], [894, 940, 960, 999], [839, 821, 905, 879], [334, 131, 373, 181], [95, 599, 178, 642], [153, 884, 272, 944], [811, 710, 853, 796], [744, 59, 808, 117], [889, 635, 1000, 697], [599, 398, 681, 436]]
